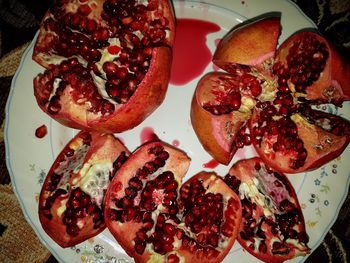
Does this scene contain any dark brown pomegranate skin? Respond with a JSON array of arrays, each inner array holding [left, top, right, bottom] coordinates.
[[33, 0, 175, 133], [225, 158, 310, 263], [104, 141, 241, 263], [38, 131, 130, 247]]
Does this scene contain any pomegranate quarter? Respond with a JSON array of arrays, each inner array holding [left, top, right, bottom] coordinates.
[[38, 131, 130, 247], [33, 0, 175, 133], [224, 158, 310, 263], [104, 141, 242, 263], [191, 15, 350, 173]]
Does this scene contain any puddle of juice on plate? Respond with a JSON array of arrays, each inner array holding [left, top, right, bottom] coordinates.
[[140, 127, 159, 144], [172, 139, 180, 147], [203, 159, 219, 169], [170, 18, 220, 86]]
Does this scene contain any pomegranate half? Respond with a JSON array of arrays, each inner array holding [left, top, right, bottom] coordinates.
[[33, 0, 175, 133]]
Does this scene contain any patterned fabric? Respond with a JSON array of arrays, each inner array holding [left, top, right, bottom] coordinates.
[[0, 1, 349, 262]]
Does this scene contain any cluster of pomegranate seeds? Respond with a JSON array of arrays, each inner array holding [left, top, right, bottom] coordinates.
[[63, 188, 103, 236], [180, 179, 225, 249], [224, 160, 309, 258], [297, 104, 350, 137], [273, 35, 329, 94], [37, 0, 171, 115], [252, 101, 308, 169], [202, 70, 263, 116]]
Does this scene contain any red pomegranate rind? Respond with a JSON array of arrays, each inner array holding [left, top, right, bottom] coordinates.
[[213, 16, 281, 73], [32, 0, 175, 133], [104, 141, 190, 261], [250, 106, 350, 174], [104, 142, 241, 263], [274, 31, 350, 104], [38, 131, 130, 247], [225, 158, 310, 263], [191, 72, 253, 165]]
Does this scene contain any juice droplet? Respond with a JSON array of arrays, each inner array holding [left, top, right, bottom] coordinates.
[[170, 18, 220, 85], [35, 125, 47, 138], [140, 127, 159, 144], [172, 139, 180, 147], [203, 159, 219, 169]]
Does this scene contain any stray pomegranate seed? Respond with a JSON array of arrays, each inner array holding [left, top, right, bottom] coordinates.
[[35, 125, 48, 138]]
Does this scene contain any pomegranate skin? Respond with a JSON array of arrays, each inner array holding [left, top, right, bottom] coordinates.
[[275, 31, 350, 104], [213, 16, 281, 72], [32, 0, 176, 133]]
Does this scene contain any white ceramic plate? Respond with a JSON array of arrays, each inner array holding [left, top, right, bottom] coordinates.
[[5, 0, 350, 262]]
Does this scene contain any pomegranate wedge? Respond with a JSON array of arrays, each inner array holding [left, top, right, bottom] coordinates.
[[38, 131, 130, 247], [224, 158, 310, 262]]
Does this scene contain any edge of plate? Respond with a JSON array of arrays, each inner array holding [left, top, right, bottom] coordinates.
[[4, 34, 66, 262]]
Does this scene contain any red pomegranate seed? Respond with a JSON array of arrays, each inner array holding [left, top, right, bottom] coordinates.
[[108, 45, 121, 55], [79, 4, 92, 15], [35, 125, 48, 138]]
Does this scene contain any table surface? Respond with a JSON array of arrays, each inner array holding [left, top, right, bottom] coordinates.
[[0, 0, 349, 262]]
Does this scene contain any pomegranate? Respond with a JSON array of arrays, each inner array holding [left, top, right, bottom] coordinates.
[[104, 141, 241, 262], [224, 158, 310, 262], [38, 131, 130, 247], [33, 0, 175, 133], [191, 15, 350, 172]]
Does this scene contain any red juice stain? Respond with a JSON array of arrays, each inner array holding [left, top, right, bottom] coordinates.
[[172, 139, 180, 147], [35, 125, 47, 138], [202, 159, 219, 169], [140, 127, 159, 144], [170, 18, 220, 86]]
